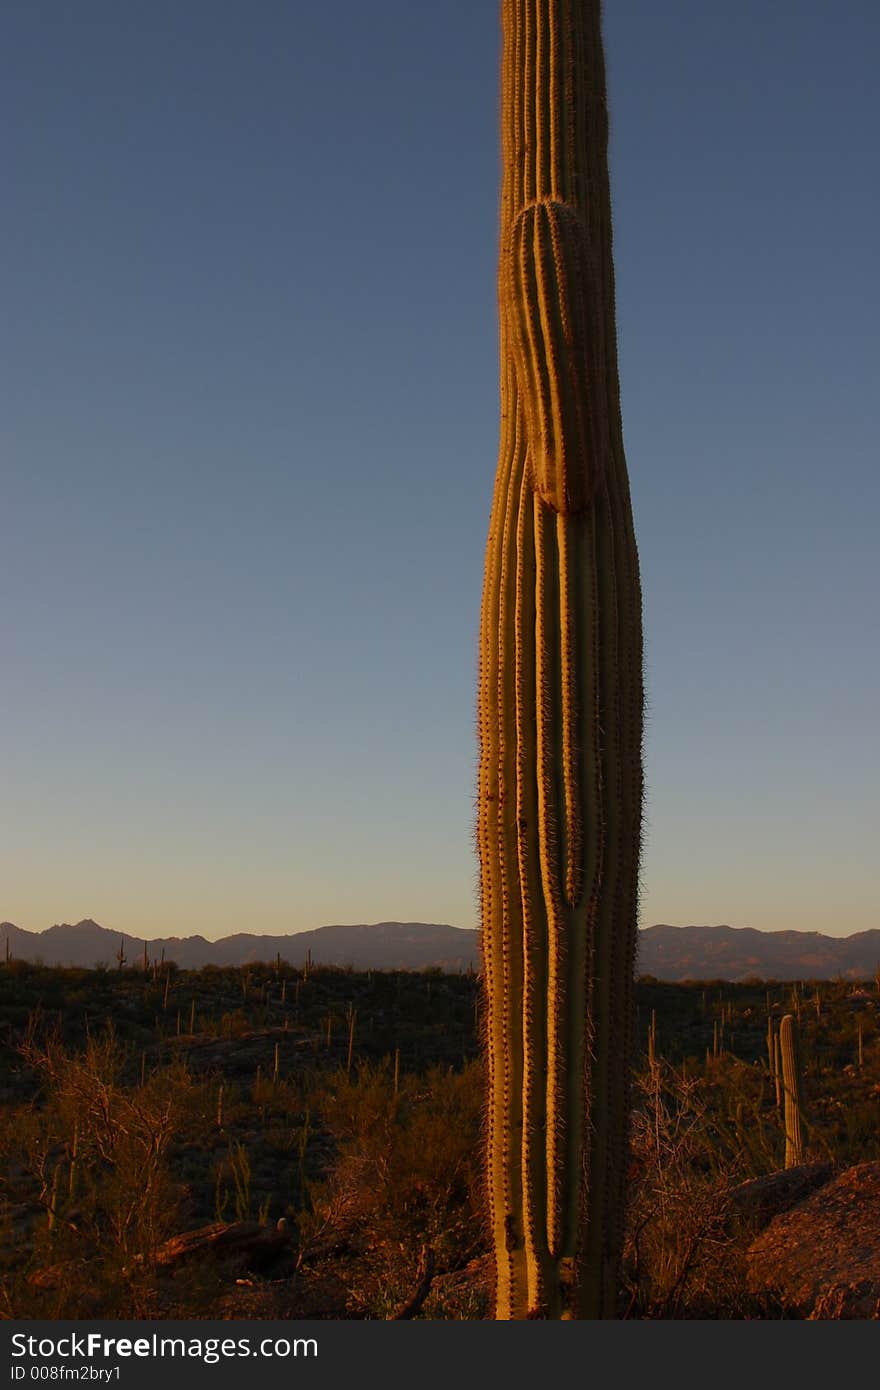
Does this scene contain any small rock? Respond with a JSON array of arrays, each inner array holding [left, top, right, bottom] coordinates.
[[809, 1281, 880, 1320], [153, 1219, 296, 1275]]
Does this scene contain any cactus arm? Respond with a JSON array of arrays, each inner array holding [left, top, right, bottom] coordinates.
[[503, 199, 608, 511]]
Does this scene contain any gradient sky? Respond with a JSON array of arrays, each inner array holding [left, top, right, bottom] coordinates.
[[3, 2, 877, 941]]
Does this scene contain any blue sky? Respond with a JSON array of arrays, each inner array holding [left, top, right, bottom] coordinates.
[[2, 1, 877, 940]]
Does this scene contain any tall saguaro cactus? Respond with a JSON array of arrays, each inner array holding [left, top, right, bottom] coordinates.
[[477, 0, 643, 1319]]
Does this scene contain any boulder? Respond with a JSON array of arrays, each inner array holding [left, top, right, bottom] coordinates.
[[747, 1162, 880, 1317], [728, 1162, 834, 1232]]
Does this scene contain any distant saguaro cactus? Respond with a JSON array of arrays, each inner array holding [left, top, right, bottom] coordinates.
[[477, 0, 643, 1319], [647, 1009, 658, 1072], [779, 1013, 805, 1168]]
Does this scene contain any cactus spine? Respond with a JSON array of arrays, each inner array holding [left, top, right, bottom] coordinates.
[[478, 0, 643, 1319], [779, 1013, 805, 1168]]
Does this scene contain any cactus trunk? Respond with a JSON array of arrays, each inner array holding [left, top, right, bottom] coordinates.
[[478, 0, 643, 1320]]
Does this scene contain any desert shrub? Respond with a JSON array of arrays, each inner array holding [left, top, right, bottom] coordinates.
[[302, 1058, 486, 1269], [1, 1024, 194, 1316], [623, 1062, 754, 1318]]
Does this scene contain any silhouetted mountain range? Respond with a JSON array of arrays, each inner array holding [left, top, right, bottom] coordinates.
[[0, 919, 878, 981], [637, 923, 880, 982], [0, 919, 478, 973]]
